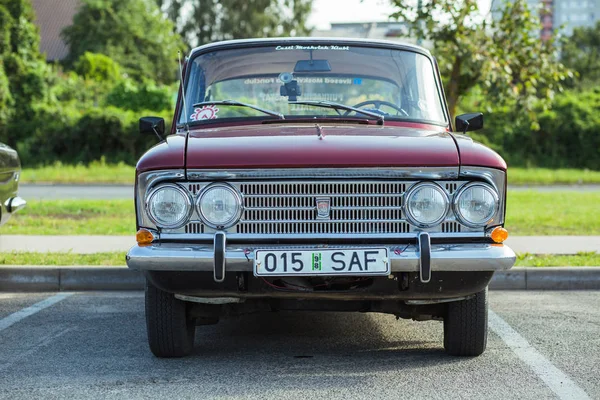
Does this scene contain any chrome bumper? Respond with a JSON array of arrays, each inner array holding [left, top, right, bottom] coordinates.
[[5, 196, 26, 213], [126, 240, 516, 275]]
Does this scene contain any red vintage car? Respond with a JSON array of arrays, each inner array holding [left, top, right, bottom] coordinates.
[[127, 38, 515, 358]]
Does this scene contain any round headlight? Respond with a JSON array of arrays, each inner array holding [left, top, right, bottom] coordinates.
[[454, 183, 499, 227], [146, 184, 192, 228], [404, 183, 449, 228], [197, 183, 242, 228]]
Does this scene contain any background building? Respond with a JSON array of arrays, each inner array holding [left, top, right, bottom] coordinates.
[[554, 0, 599, 36], [494, 0, 599, 39], [311, 21, 409, 40], [31, 0, 80, 62]]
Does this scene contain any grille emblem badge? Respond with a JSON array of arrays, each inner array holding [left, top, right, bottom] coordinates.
[[315, 197, 331, 219]]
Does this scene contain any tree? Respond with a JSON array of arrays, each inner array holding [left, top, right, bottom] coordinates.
[[561, 21, 600, 85], [159, 0, 313, 47], [62, 0, 184, 84], [390, 0, 571, 122], [0, 0, 49, 141]]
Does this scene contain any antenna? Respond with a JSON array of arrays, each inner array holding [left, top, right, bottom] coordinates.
[[178, 51, 190, 133]]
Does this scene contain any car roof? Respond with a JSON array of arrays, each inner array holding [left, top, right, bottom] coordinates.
[[189, 37, 432, 58]]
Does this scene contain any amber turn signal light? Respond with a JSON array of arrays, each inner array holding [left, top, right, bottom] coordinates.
[[136, 229, 154, 246], [490, 227, 509, 243]]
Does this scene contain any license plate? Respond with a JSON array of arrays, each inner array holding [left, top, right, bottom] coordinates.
[[254, 248, 389, 276]]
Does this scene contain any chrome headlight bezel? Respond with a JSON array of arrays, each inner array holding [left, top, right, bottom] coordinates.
[[196, 183, 243, 229], [404, 182, 450, 228], [145, 183, 193, 229], [453, 182, 500, 228]]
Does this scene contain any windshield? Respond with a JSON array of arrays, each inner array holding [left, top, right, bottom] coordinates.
[[180, 44, 447, 125]]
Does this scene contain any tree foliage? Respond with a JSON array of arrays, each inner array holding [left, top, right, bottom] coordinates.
[[0, 0, 49, 140], [158, 0, 313, 47], [561, 21, 600, 85], [74, 52, 121, 82], [390, 0, 570, 123], [62, 0, 184, 84], [474, 88, 600, 169]]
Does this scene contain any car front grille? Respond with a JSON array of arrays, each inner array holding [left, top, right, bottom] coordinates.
[[238, 181, 408, 234], [184, 180, 470, 236]]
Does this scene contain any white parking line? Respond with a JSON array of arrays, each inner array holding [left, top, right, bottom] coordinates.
[[0, 293, 73, 332], [489, 309, 591, 400]]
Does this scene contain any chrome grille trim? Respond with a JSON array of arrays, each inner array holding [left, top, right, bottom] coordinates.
[[139, 168, 506, 239], [168, 179, 481, 237], [186, 167, 459, 181], [156, 232, 486, 241], [237, 180, 410, 235], [184, 223, 204, 234]]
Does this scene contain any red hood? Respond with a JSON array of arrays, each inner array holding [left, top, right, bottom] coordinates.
[[185, 124, 459, 169]]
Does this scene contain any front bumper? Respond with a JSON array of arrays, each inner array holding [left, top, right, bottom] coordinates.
[[6, 196, 26, 213], [126, 240, 516, 275]]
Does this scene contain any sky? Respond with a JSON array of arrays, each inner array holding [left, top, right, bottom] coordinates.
[[307, 0, 493, 30], [307, 0, 397, 29]]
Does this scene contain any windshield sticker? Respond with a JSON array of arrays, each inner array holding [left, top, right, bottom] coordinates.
[[243, 77, 354, 85], [275, 45, 350, 51], [244, 77, 277, 85], [190, 105, 219, 121], [258, 92, 345, 103]]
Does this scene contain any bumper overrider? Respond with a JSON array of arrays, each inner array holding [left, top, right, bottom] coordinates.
[[126, 231, 516, 284]]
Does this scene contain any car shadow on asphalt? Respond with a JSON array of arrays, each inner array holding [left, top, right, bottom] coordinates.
[[182, 311, 462, 370]]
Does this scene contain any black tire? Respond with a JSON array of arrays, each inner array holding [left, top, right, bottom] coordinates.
[[145, 279, 195, 358], [443, 287, 488, 357]]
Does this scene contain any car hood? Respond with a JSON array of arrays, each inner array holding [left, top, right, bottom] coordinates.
[[185, 124, 459, 170]]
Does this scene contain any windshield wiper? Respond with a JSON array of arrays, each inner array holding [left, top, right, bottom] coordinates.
[[289, 100, 384, 125], [191, 100, 284, 119]]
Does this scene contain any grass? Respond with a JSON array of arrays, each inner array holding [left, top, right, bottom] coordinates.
[[2, 200, 134, 235], [505, 191, 600, 235], [0, 251, 598, 266], [1, 191, 598, 236], [515, 252, 600, 267], [509, 168, 600, 186], [21, 161, 134, 184], [21, 163, 600, 186], [0, 252, 126, 266]]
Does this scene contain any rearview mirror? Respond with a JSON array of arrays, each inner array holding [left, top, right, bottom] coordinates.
[[139, 116, 165, 141], [294, 59, 331, 72], [455, 113, 483, 134]]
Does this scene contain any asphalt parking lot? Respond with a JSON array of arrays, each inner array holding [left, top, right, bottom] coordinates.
[[0, 291, 598, 399]]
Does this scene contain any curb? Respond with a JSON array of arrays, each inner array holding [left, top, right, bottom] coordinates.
[[0, 265, 143, 291], [489, 267, 600, 290], [2, 266, 600, 292]]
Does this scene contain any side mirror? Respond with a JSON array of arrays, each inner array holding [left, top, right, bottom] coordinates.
[[139, 116, 165, 141], [455, 113, 483, 134]]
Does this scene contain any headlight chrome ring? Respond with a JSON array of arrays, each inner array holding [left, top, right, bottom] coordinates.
[[145, 183, 193, 229], [453, 182, 499, 228], [403, 182, 450, 228], [196, 183, 243, 229]]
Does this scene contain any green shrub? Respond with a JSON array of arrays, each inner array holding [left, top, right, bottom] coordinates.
[[74, 52, 121, 82], [105, 80, 174, 112], [16, 105, 171, 166], [473, 88, 600, 170], [0, 60, 12, 126]]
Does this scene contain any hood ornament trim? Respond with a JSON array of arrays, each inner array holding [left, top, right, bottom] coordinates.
[[315, 124, 324, 140]]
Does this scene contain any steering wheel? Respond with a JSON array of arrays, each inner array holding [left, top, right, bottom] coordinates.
[[345, 100, 409, 117]]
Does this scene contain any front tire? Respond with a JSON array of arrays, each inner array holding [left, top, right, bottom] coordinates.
[[145, 279, 195, 358], [443, 287, 488, 357]]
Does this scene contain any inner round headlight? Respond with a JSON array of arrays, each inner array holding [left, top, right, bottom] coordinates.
[[405, 183, 449, 228], [146, 184, 192, 228], [454, 183, 499, 227], [197, 183, 242, 228]]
